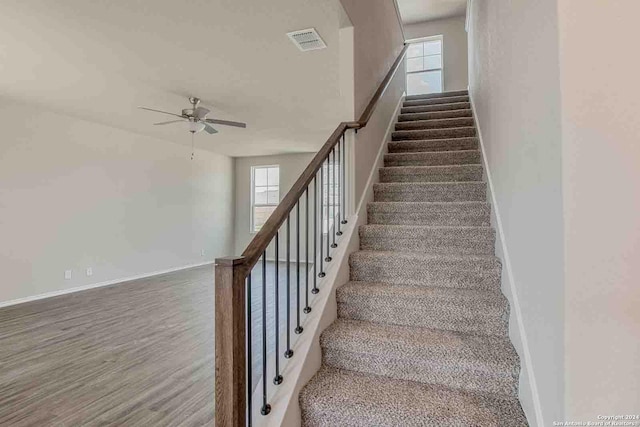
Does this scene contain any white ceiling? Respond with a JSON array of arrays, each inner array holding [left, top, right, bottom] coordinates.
[[397, 0, 467, 25], [0, 0, 346, 157]]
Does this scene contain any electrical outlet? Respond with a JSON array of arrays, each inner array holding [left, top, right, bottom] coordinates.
[[201, 249, 205, 256], [64, 270, 72, 280], [86, 267, 93, 277]]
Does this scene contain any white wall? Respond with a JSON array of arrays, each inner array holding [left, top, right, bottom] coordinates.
[[0, 98, 234, 304], [233, 153, 315, 257], [404, 15, 469, 92], [467, 1, 564, 425], [558, 0, 640, 419]]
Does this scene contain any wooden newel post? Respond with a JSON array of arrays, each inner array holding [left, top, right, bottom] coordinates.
[[215, 256, 247, 427]]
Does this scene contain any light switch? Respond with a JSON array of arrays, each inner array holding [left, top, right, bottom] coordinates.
[[64, 270, 72, 280]]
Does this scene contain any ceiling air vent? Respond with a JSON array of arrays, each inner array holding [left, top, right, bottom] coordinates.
[[287, 28, 327, 52]]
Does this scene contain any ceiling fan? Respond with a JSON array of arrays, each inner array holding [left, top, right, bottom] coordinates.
[[138, 97, 247, 134]]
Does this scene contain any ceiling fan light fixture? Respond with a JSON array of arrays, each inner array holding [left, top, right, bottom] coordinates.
[[189, 121, 206, 133]]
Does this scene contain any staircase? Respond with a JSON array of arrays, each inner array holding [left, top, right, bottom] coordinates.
[[299, 90, 529, 426]]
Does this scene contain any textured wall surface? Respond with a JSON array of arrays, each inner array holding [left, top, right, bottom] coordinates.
[[0, 98, 234, 303], [559, 0, 640, 419]]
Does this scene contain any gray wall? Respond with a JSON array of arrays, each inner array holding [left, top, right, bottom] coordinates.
[[467, 1, 564, 425], [339, 0, 405, 117], [0, 98, 235, 304], [558, 0, 640, 419], [404, 15, 469, 92]]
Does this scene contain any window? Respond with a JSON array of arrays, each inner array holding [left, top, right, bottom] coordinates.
[[406, 36, 443, 96], [251, 166, 279, 232]]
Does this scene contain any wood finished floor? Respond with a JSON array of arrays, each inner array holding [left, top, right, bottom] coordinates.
[[0, 262, 311, 426]]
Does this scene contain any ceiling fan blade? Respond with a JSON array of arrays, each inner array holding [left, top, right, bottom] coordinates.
[[138, 106, 184, 118], [205, 118, 247, 128], [154, 120, 186, 125], [194, 106, 210, 119], [202, 123, 218, 134]]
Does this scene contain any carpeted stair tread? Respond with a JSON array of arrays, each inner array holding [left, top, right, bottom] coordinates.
[[384, 150, 481, 167], [359, 224, 495, 255], [367, 201, 491, 226], [321, 319, 519, 396], [300, 367, 527, 427], [393, 126, 476, 141], [395, 117, 475, 131], [374, 181, 486, 202], [380, 164, 483, 182], [298, 90, 529, 426], [398, 109, 473, 122], [404, 95, 470, 107], [388, 137, 479, 153], [402, 101, 471, 115], [405, 90, 468, 101], [336, 282, 509, 336], [349, 250, 501, 290]]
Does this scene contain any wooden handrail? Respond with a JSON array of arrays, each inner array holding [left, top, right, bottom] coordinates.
[[240, 43, 408, 271]]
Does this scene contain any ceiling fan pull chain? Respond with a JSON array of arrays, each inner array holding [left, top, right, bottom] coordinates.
[[191, 132, 195, 160]]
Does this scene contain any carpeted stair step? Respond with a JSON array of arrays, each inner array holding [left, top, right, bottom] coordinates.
[[404, 95, 470, 107], [384, 150, 481, 167], [405, 90, 468, 101], [359, 225, 495, 255], [395, 117, 475, 131], [402, 101, 471, 115], [299, 367, 528, 426], [320, 319, 519, 396], [398, 108, 472, 122], [337, 281, 508, 336], [380, 165, 483, 182], [374, 182, 486, 202], [367, 201, 491, 226], [388, 137, 479, 153], [349, 251, 501, 290], [393, 126, 476, 141]]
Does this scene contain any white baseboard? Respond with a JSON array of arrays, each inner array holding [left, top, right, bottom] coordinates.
[[468, 93, 544, 427], [0, 261, 214, 309]]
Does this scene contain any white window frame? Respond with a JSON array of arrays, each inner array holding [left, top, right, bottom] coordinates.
[[405, 35, 445, 94], [250, 165, 280, 233]]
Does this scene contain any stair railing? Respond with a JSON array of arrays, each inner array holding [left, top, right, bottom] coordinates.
[[215, 43, 408, 427]]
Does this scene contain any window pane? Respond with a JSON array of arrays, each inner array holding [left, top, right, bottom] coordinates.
[[424, 40, 442, 55], [407, 70, 442, 96], [254, 206, 276, 232], [424, 54, 442, 70], [407, 42, 423, 58], [268, 167, 279, 186], [254, 168, 268, 186], [407, 57, 423, 72], [267, 186, 279, 204], [254, 186, 268, 204]]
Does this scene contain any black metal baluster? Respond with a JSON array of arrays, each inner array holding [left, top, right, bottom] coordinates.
[[341, 134, 348, 225], [336, 140, 343, 237], [331, 147, 338, 248], [295, 202, 303, 334], [318, 168, 326, 277], [325, 157, 332, 262], [273, 233, 283, 385], [313, 177, 320, 291], [246, 274, 252, 427], [304, 188, 311, 313], [285, 216, 293, 358], [260, 252, 270, 415]]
